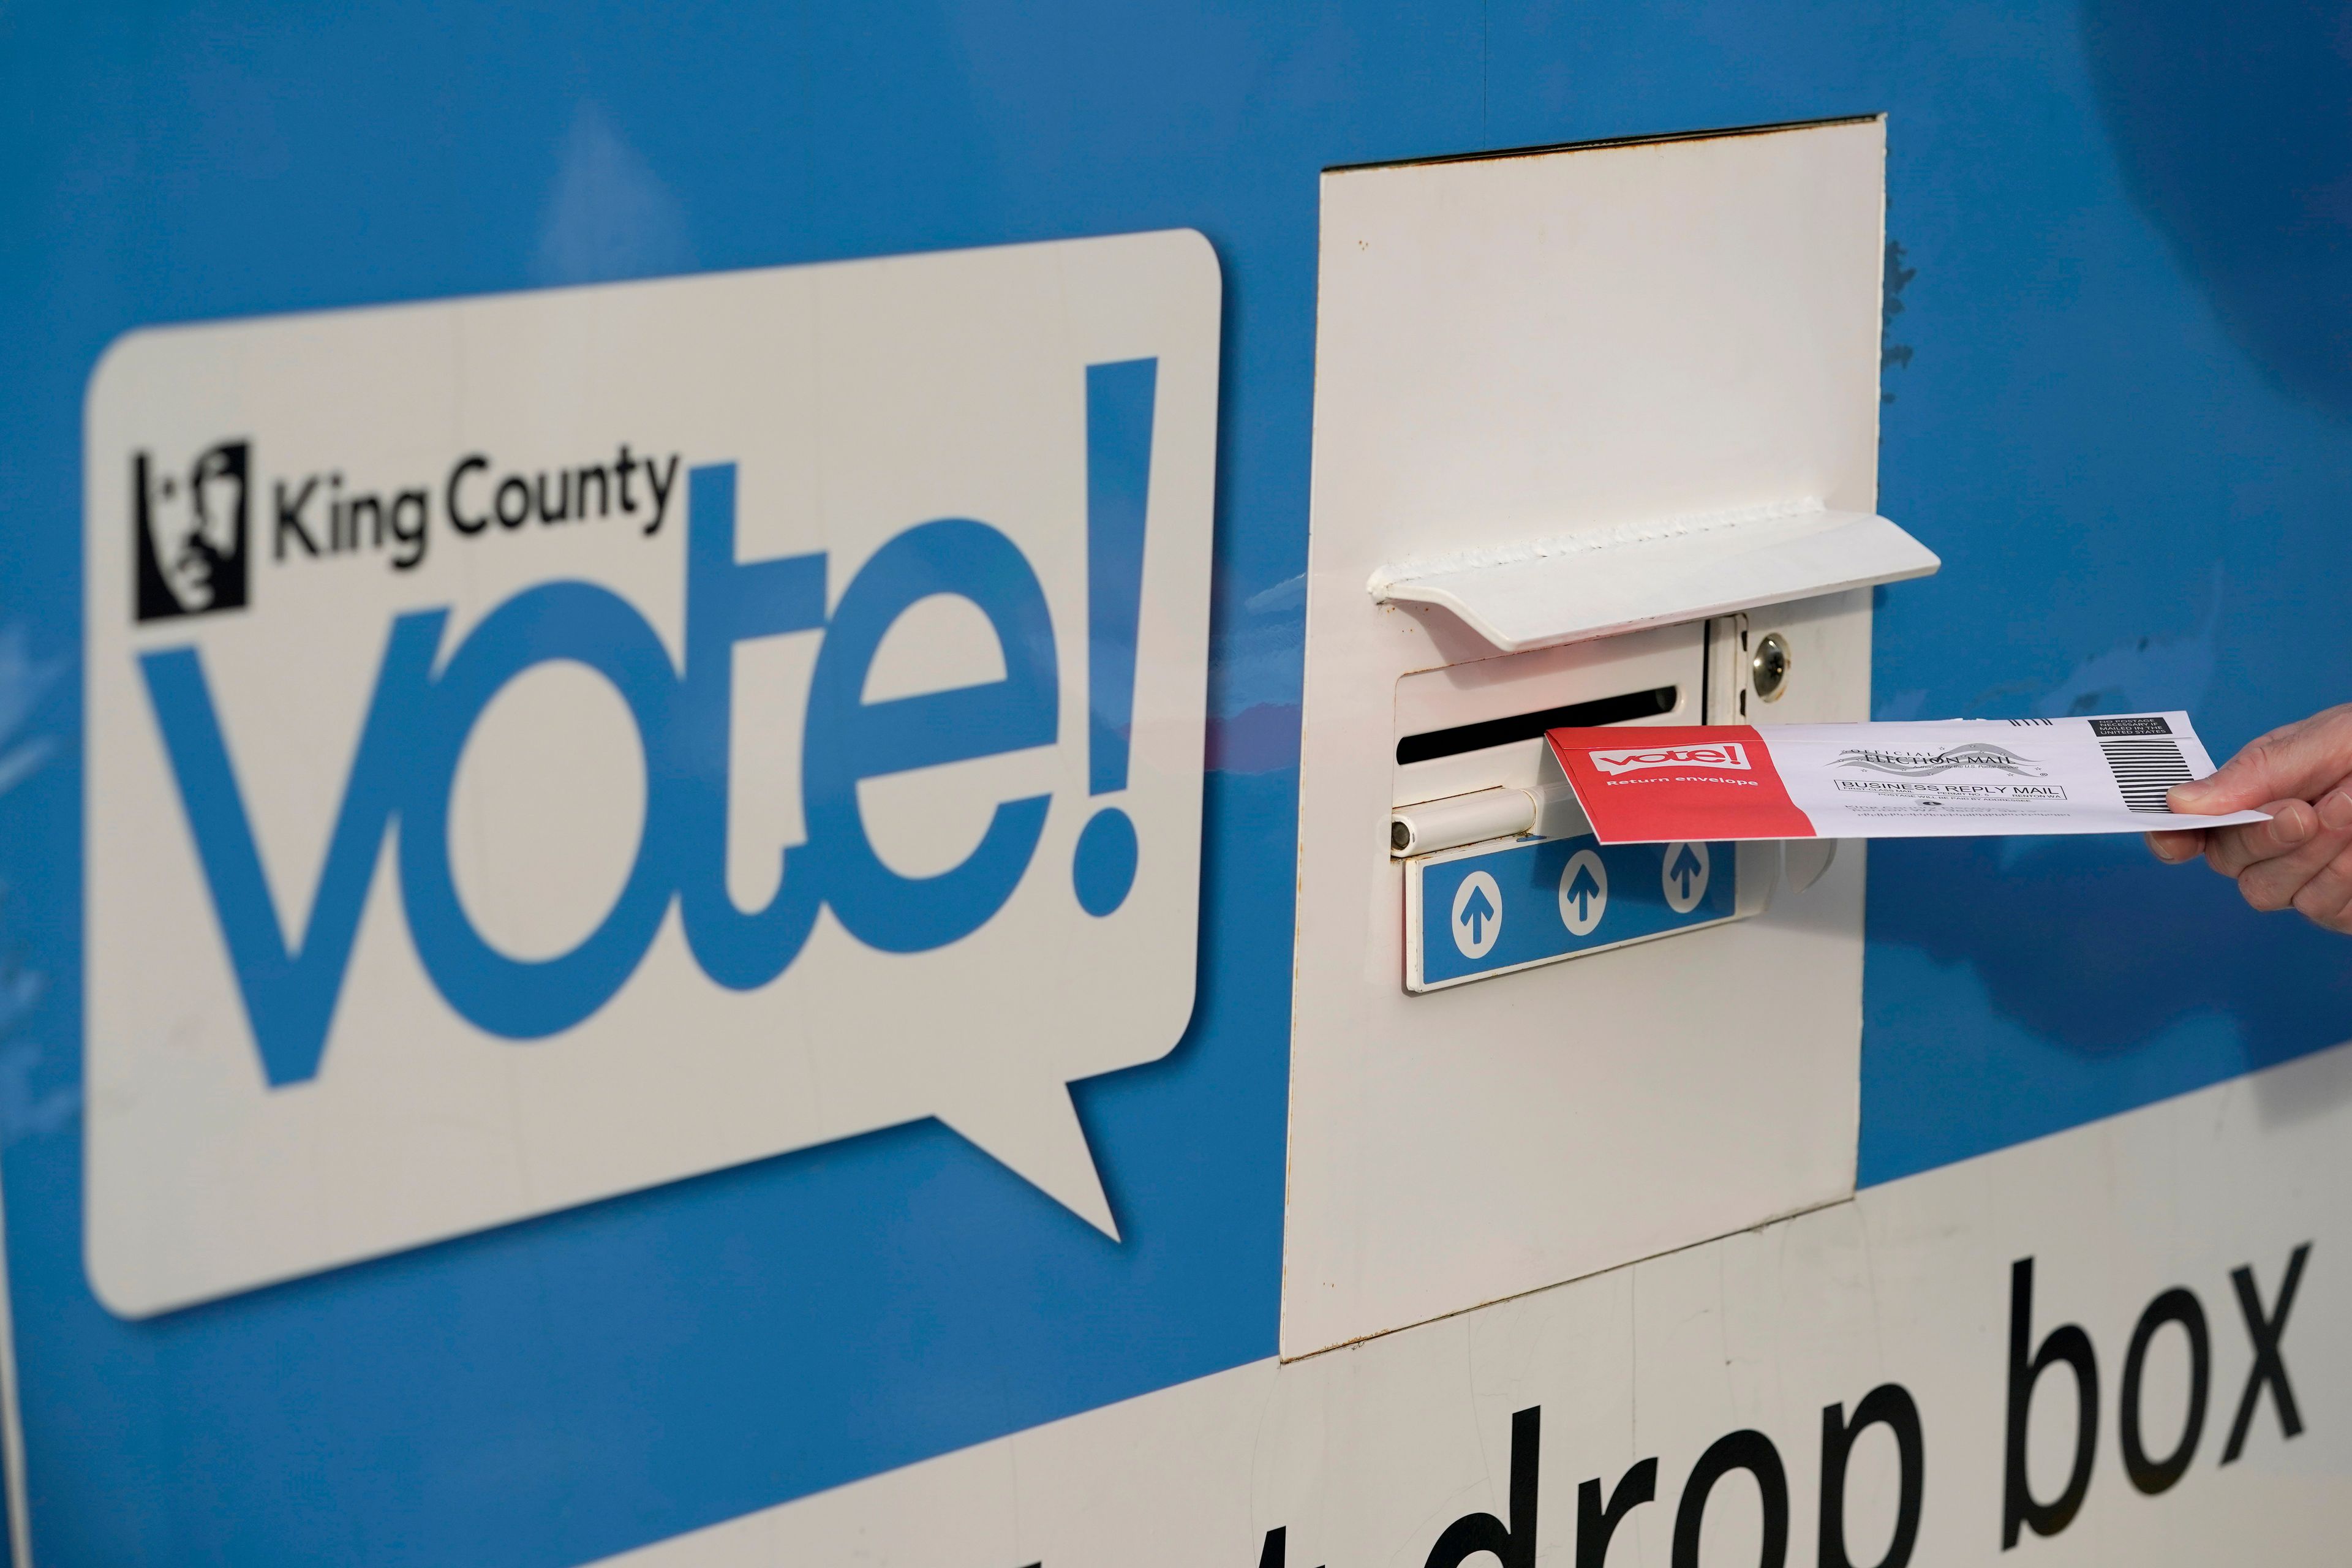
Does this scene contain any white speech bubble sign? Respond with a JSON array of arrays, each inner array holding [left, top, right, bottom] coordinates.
[[83, 232, 1220, 1316]]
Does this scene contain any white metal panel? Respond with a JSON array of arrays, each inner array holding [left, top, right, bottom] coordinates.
[[1286, 118, 1887, 1357]]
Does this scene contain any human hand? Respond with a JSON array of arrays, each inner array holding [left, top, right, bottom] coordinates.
[[2147, 704, 2352, 932]]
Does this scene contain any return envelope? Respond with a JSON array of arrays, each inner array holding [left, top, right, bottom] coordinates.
[[1545, 712, 2271, 843]]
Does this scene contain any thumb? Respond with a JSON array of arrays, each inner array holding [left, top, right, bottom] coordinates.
[[2170, 712, 2352, 813]]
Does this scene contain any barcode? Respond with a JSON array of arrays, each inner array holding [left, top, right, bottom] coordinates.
[[2005, 718, 2054, 726], [2101, 737, 2193, 812]]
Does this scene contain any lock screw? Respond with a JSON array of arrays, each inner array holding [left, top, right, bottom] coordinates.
[[1751, 631, 1792, 703]]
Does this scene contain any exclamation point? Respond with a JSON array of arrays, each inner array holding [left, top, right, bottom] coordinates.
[[1072, 357, 1158, 917]]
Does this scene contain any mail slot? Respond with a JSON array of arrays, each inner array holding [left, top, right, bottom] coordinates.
[[1281, 114, 1936, 1358], [1378, 595, 1907, 986], [1380, 619, 1798, 988]]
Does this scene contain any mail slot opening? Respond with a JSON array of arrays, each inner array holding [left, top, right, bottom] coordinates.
[[1394, 685, 1677, 766]]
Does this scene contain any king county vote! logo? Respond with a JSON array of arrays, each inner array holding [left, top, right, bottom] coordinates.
[[84, 230, 1223, 1317]]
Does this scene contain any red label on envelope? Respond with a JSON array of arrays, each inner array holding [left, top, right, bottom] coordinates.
[[1547, 725, 1816, 843]]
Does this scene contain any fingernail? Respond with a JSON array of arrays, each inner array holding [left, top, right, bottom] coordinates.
[[2169, 782, 2207, 810], [2321, 791, 2352, 832], [2277, 802, 2316, 843], [2148, 833, 2191, 862]]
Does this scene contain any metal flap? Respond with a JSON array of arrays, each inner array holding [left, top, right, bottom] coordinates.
[[1368, 502, 1939, 654]]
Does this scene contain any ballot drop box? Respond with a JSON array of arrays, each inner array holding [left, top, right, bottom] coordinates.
[[1286, 117, 1939, 1357]]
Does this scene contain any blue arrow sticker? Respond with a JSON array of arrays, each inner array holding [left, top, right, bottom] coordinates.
[[1414, 834, 1736, 987]]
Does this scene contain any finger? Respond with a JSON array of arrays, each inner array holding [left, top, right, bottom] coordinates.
[[2321, 786, 2352, 833], [2147, 828, 2206, 863], [2307, 875, 2352, 936], [2290, 840, 2352, 930], [2171, 706, 2352, 813], [2203, 799, 2318, 877], [2233, 819, 2352, 911]]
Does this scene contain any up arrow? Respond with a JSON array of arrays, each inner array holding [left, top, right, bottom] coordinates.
[[1564, 863, 1602, 921], [1667, 843, 1704, 899], [1460, 883, 1497, 944]]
